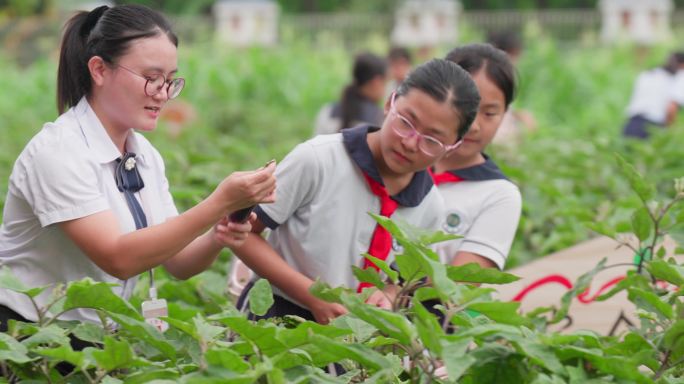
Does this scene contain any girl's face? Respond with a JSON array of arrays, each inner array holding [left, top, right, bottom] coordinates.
[[97, 34, 179, 133], [377, 88, 460, 176], [454, 70, 506, 159]]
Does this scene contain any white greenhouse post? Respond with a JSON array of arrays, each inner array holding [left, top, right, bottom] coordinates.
[[213, 0, 279, 47], [390, 0, 461, 49], [598, 0, 673, 45]]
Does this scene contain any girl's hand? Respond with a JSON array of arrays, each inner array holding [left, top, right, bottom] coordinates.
[[365, 284, 400, 309], [213, 213, 255, 248], [310, 300, 348, 325], [214, 161, 277, 213]]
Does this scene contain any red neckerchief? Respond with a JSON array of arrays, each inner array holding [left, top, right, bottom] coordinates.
[[358, 172, 399, 292], [428, 167, 464, 186]]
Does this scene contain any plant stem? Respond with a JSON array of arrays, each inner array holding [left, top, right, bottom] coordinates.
[[654, 349, 671, 379]]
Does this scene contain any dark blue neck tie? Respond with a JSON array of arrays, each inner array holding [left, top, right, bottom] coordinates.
[[115, 152, 147, 230]]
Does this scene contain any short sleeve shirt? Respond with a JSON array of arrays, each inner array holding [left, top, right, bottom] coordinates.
[[433, 157, 522, 269], [255, 125, 444, 305], [625, 68, 675, 124], [0, 97, 178, 323]]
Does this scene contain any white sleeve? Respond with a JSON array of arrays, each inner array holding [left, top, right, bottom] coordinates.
[[313, 104, 341, 136], [256, 142, 320, 228], [152, 148, 179, 219], [459, 184, 522, 269], [10, 146, 108, 227], [671, 71, 684, 106]]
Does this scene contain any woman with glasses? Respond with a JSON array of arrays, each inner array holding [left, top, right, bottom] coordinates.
[[228, 59, 480, 324], [431, 44, 522, 271], [0, 4, 276, 329]]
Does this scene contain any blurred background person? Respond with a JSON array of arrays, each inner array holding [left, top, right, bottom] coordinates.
[[313, 52, 388, 135], [623, 51, 684, 139], [385, 46, 413, 97], [487, 29, 537, 146]]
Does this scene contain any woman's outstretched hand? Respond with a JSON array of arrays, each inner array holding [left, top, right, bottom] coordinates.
[[213, 161, 277, 214]]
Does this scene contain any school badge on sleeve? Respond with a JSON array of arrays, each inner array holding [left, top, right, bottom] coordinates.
[[442, 210, 464, 234]]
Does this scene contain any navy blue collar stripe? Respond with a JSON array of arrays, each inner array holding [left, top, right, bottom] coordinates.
[[448, 154, 509, 181]]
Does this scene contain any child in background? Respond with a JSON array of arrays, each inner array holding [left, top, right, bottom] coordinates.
[[487, 30, 536, 146], [313, 52, 388, 135], [623, 52, 684, 139], [230, 59, 480, 324], [433, 43, 522, 270], [385, 46, 413, 98]]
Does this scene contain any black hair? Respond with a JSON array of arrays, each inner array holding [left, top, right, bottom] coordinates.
[[445, 43, 517, 110], [388, 46, 412, 64], [396, 58, 480, 141], [486, 30, 523, 56], [663, 52, 684, 74], [57, 4, 178, 114], [339, 52, 388, 131]]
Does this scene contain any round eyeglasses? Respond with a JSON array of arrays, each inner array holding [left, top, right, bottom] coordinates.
[[116, 64, 185, 99], [389, 93, 462, 157]]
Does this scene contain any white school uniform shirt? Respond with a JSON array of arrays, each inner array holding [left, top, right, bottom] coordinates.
[[670, 70, 684, 106], [434, 157, 521, 270], [255, 125, 444, 306], [0, 97, 178, 323], [624, 67, 675, 124]]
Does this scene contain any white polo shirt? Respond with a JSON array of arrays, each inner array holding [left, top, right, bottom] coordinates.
[[255, 125, 444, 306], [0, 97, 178, 323], [625, 67, 675, 124], [670, 70, 684, 106], [434, 157, 522, 270]]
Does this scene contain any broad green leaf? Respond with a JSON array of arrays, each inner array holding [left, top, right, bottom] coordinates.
[[339, 293, 416, 345], [331, 314, 377, 342], [441, 337, 476, 380], [646, 260, 684, 286], [247, 278, 274, 316], [668, 223, 684, 248], [102, 376, 124, 384], [411, 297, 444, 354], [309, 280, 345, 304], [362, 253, 398, 283], [552, 258, 607, 323], [351, 266, 385, 290], [584, 222, 616, 239], [89, 336, 135, 371], [0, 332, 34, 364], [447, 263, 520, 284], [218, 316, 286, 356], [0, 265, 48, 298], [20, 324, 70, 347], [631, 207, 652, 242], [595, 271, 650, 302], [394, 252, 426, 283], [72, 322, 105, 344], [206, 347, 250, 372], [107, 313, 177, 360], [308, 333, 391, 372], [512, 339, 564, 373], [627, 287, 673, 319], [467, 302, 529, 326], [122, 369, 181, 384], [193, 315, 226, 343], [61, 278, 140, 320], [615, 154, 654, 202], [35, 344, 87, 369], [662, 320, 684, 352]]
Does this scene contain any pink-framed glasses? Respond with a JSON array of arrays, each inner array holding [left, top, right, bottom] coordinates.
[[388, 92, 462, 157]]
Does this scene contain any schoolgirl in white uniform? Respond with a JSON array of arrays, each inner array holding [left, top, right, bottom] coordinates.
[[432, 44, 522, 270], [229, 59, 481, 324], [0, 4, 276, 329]]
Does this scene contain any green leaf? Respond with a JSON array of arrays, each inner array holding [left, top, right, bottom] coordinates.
[[107, 313, 177, 360], [447, 263, 520, 284], [631, 207, 652, 242], [584, 221, 616, 239], [0, 265, 49, 298], [669, 223, 684, 248], [394, 252, 426, 283], [647, 260, 684, 286], [441, 337, 476, 380], [512, 339, 564, 373], [193, 315, 227, 343], [362, 253, 398, 283], [308, 333, 391, 373], [309, 280, 345, 304], [615, 154, 654, 202], [411, 297, 444, 354], [663, 320, 684, 351], [627, 287, 673, 319], [72, 322, 105, 344], [20, 324, 70, 347], [206, 347, 250, 372], [351, 266, 385, 290], [0, 332, 34, 364], [88, 336, 135, 371], [35, 344, 87, 369], [339, 293, 416, 345], [247, 278, 274, 317], [467, 302, 529, 326], [61, 278, 141, 320], [552, 258, 606, 323]]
